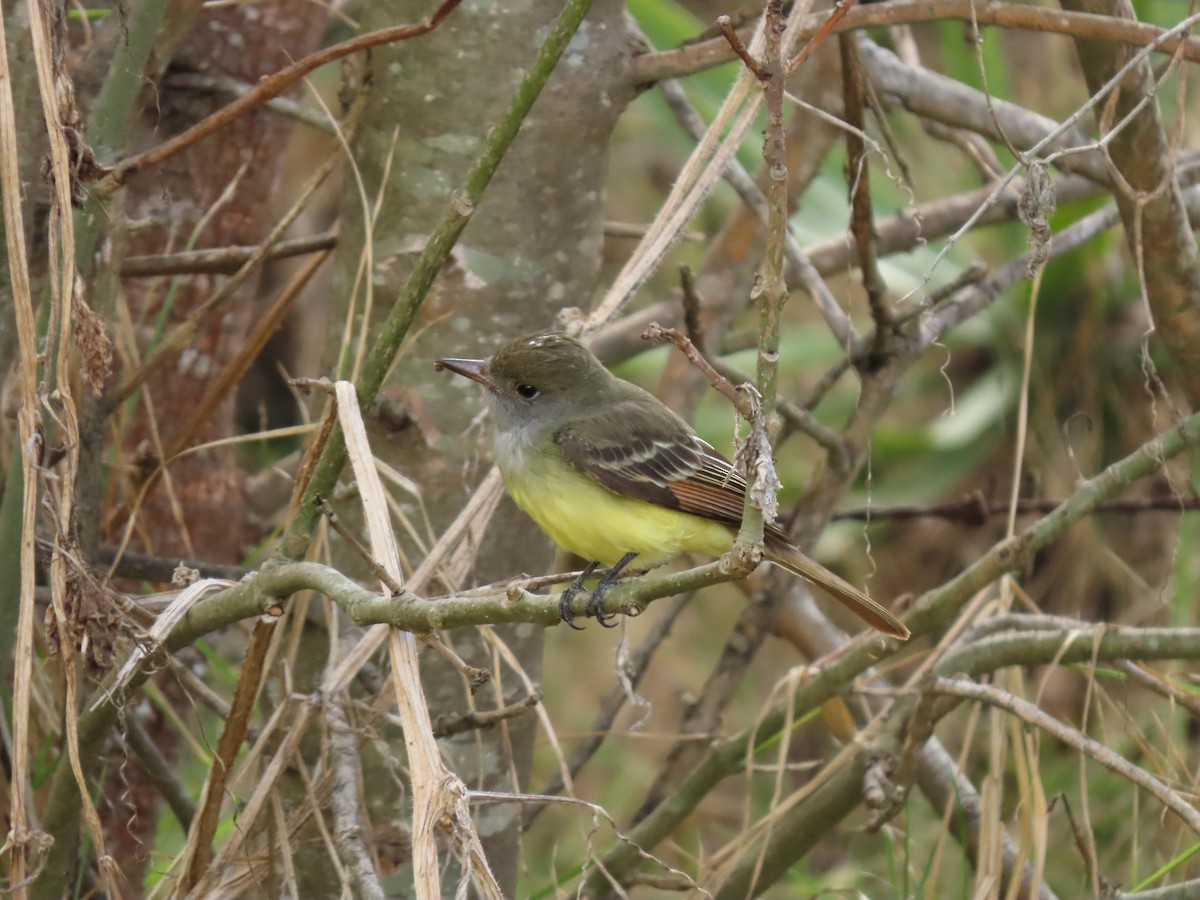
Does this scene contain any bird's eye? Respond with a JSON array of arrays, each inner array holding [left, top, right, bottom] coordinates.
[[516, 383, 540, 400]]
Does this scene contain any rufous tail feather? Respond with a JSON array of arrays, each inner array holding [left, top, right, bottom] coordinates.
[[764, 539, 909, 639]]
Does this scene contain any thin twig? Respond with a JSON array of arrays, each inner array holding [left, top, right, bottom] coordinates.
[[315, 496, 404, 597], [523, 593, 692, 828], [1111, 877, 1200, 900], [102, 146, 343, 412], [786, 0, 857, 75], [832, 492, 1200, 523], [717, 14, 767, 80], [96, 0, 465, 192], [103, 245, 333, 546], [120, 230, 337, 277], [926, 262, 989, 305], [932, 675, 1200, 835], [122, 711, 196, 831], [839, 33, 895, 362], [677, 265, 707, 353], [641, 28, 855, 346], [433, 693, 538, 738], [1113, 660, 1200, 721], [631, 0, 1200, 85], [642, 323, 755, 419], [164, 71, 339, 133], [181, 617, 278, 891], [708, 356, 851, 472]]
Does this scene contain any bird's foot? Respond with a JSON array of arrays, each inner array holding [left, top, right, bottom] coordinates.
[[584, 552, 639, 628], [558, 562, 599, 630]]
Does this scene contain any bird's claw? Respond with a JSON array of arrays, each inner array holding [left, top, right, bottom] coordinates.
[[583, 551, 638, 629], [586, 588, 618, 627], [558, 553, 638, 630], [558, 562, 598, 630]]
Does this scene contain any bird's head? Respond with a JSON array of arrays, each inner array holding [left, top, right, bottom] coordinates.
[[436, 331, 612, 432]]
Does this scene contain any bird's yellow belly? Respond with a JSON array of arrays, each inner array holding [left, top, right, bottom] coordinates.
[[501, 453, 733, 568]]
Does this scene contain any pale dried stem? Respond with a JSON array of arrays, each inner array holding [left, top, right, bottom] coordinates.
[[0, 7, 46, 894], [335, 382, 501, 898], [933, 676, 1200, 836]]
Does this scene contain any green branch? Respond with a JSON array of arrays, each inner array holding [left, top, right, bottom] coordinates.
[[585, 407, 1200, 891]]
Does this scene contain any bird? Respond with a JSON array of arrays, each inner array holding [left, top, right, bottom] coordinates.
[[436, 331, 908, 639]]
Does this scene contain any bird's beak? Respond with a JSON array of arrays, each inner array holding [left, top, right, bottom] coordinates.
[[435, 356, 496, 391]]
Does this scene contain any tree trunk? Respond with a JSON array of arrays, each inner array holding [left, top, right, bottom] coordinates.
[[326, 0, 635, 891]]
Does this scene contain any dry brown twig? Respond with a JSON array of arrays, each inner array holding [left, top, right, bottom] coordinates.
[[93, 0, 465, 193], [632, 0, 1200, 85], [180, 617, 278, 892], [120, 230, 338, 277], [433, 692, 538, 738], [642, 323, 756, 419]]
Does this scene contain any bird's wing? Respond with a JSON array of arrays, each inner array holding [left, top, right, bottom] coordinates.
[[554, 397, 750, 526]]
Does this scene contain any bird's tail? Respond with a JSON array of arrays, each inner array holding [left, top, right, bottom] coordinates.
[[764, 538, 909, 639]]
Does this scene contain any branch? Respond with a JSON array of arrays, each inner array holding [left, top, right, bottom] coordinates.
[[931, 675, 1200, 835], [586, 408, 1200, 889], [94, 0, 465, 192], [102, 148, 342, 412], [327, 699, 386, 900], [914, 736, 1059, 900], [652, 52, 854, 346], [1112, 878, 1200, 900], [740, 0, 788, 540], [164, 71, 340, 134], [712, 621, 1200, 897], [839, 34, 895, 362], [521, 593, 691, 828], [858, 39, 1109, 184], [122, 711, 196, 832], [1062, 0, 1200, 405], [180, 619, 277, 891], [832, 492, 1200, 524], [120, 229, 337, 277], [642, 323, 755, 419], [920, 200, 1123, 344], [631, 0, 1200, 85], [433, 693, 538, 739]]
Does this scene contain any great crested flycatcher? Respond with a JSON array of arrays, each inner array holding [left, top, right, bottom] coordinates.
[[436, 331, 908, 639]]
